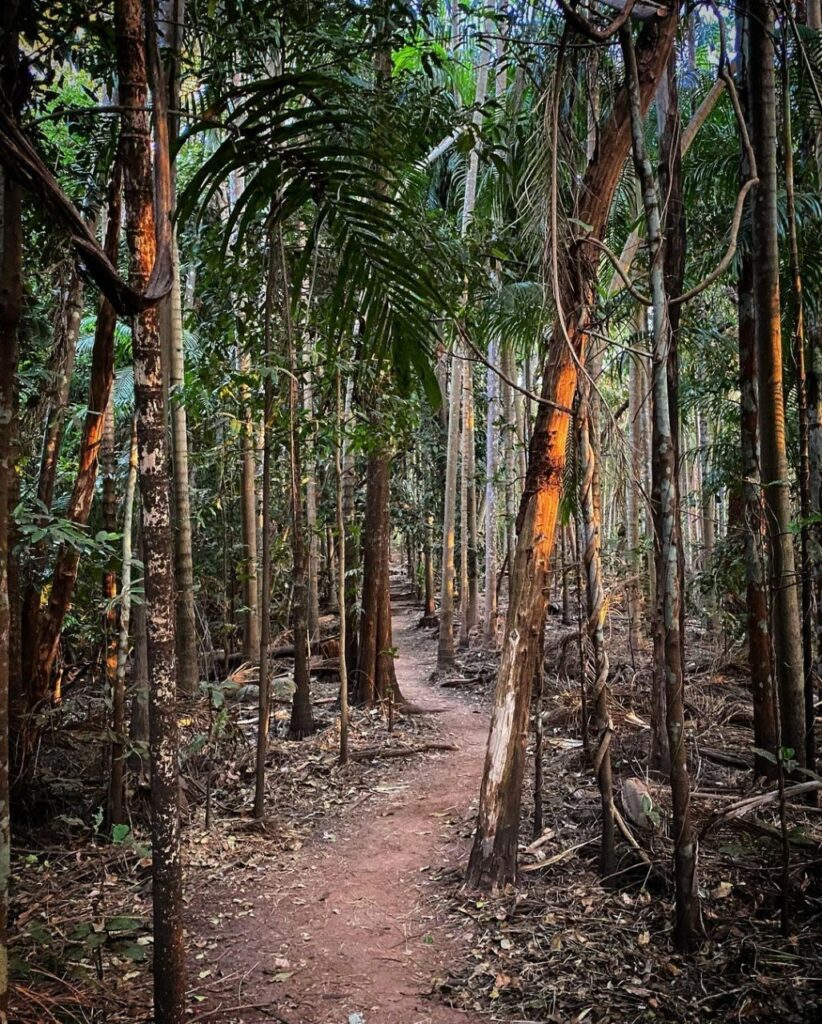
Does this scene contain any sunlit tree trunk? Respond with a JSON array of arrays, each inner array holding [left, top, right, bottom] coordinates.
[[115, 0, 185, 1017], [30, 159, 123, 707], [467, 12, 678, 889], [21, 265, 83, 682], [749, 0, 806, 762]]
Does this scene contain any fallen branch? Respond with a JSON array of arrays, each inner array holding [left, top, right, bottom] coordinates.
[[519, 837, 597, 872], [701, 781, 822, 837], [347, 742, 458, 762]]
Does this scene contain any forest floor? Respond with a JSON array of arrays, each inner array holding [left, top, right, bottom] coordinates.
[[10, 579, 822, 1023]]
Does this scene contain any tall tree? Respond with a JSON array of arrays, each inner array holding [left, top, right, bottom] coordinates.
[[114, 0, 185, 1016], [749, 0, 806, 762], [467, 10, 678, 889]]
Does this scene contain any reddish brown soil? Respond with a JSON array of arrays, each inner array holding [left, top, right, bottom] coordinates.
[[188, 603, 489, 1023]]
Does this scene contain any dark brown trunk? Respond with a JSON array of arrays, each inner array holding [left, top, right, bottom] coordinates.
[[279, 225, 312, 740], [28, 159, 122, 708], [0, 5, 23, 1003], [357, 450, 401, 705], [115, 0, 185, 1017], [624, 26, 700, 951], [255, 230, 275, 817], [736, 13, 778, 776]]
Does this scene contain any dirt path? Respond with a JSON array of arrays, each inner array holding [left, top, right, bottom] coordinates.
[[190, 601, 489, 1024]]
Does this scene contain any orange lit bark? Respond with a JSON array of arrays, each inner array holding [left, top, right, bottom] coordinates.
[[467, 11, 678, 888]]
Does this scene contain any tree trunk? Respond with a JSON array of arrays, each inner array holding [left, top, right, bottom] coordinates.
[[239, 345, 260, 662], [578, 379, 615, 877], [254, 232, 275, 818], [438, 354, 462, 667], [336, 370, 350, 764], [749, 0, 806, 762], [109, 417, 138, 825], [342, 381, 359, 678], [357, 450, 400, 704], [159, 0, 197, 695], [0, 18, 23, 1000], [115, 0, 185, 1016], [424, 515, 436, 618], [502, 345, 517, 588], [697, 410, 716, 626], [29, 157, 123, 707], [466, 11, 678, 889], [807, 0, 822, 748], [782, 54, 815, 771], [624, 27, 700, 951], [278, 226, 312, 740], [626, 313, 644, 653], [465, 363, 479, 637], [484, 341, 498, 642], [167, 234, 198, 693], [304, 359, 321, 640], [21, 265, 83, 682]]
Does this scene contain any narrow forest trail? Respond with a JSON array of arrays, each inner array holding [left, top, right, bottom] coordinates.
[[189, 595, 490, 1024]]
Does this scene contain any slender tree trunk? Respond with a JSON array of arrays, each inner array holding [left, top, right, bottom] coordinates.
[[337, 370, 349, 765], [808, 0, 822, 735], [467, 11, 678, 889], [739, 232, 777, 775], [626, 314, 644, 652], [424, 514, 436, 618], [304, 359, 321, 639], [578, 378, 615, 877], [624, 26, 700, 950], [239, 345, 260, 662], [342, 381, 359, 677], [749, 0, 806, 762], [109, 417, 138, 826], [101, 396, 120, 822], [438, 355, 462, 667], [459, 379, 469, 644], [254, 233, 275, 819], [463, 361, 478, 640], [0, 29, 23, 1001], [357, 450, 400, 703], [21, 266, 83, 681], [502, 345, 517, 585], [29, 158, 123, 707], [159, 0, 197, 695], [484, 341, 498, 641], [782, 55, 815, 771], [167, 234, 198, 693], [115, 0, 185, 1016], [278, 226, 312, 740], [697, 411, 716, 627]]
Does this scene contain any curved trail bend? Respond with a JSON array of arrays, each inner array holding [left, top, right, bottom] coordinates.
[[191, 599, 489, 1024]]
